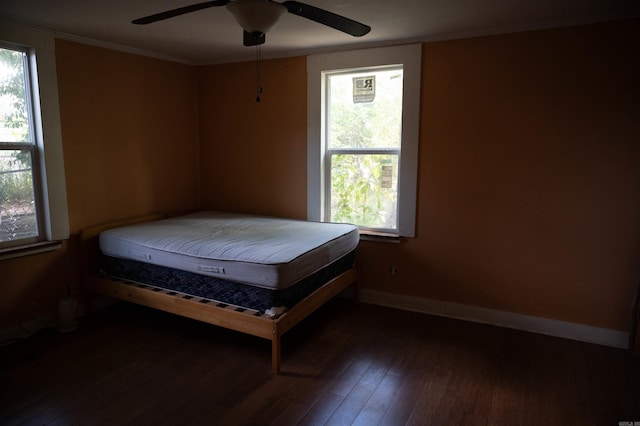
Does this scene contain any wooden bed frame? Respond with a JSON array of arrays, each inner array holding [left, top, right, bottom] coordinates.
[[80, 214, 359, 374]]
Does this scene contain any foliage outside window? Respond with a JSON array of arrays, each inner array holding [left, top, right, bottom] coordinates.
[[325, 67, 403, 233], [0, 45, 41, 247]]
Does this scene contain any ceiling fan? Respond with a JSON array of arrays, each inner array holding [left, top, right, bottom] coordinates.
[[132, 0, 372, 47]]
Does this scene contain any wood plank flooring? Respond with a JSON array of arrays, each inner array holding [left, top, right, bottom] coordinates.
[[1, 299, 639, 425]]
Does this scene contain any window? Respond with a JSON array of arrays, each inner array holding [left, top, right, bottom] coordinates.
[[0, 45, 42, 247], [0, 23, 68, 254], [307, 44, 421, 237]]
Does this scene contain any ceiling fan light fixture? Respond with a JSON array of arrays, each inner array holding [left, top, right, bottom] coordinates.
[[227, 0, 287, 35]]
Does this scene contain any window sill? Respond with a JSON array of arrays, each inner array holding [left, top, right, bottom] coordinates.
[[0, 240, 63, 260], [359, 231, 402, 244]]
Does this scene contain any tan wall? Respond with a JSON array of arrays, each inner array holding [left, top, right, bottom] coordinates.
[[0, 40, 200, 327], [198, 20, 640, 331]]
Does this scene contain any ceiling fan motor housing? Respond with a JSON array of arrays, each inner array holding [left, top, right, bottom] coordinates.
[[227, 0, 287, 34]]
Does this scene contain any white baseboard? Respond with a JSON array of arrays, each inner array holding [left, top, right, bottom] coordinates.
[[0, 295, 118, 347], [359, 289, 629, 349], [0, 314, 58, 346]]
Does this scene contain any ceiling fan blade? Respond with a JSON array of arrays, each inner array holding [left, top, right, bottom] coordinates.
[[132, 0, 229, 25], [282, 1, 371, 37]]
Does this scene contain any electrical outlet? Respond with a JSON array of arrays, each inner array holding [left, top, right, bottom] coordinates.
[[390, 265, 397, 276]]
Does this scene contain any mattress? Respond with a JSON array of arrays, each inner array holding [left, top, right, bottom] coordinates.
[[99, 211, 359, 290]]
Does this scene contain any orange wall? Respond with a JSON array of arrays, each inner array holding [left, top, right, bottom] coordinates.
[[2, 20, 638, 333], [57, 41, 200, 230], [197, 57, 307, 219], [359, 20, 640, 331], [1, 40, 200, 327], [198, 20, 640, 331]]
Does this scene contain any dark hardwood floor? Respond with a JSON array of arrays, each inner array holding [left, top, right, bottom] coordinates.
[[1, 298, 639, 425]]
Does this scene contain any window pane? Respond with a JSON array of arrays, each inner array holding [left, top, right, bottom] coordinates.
[[0, 149, 38, 242], [330, 153, 398, 229], [327, 67, 403, 150], [0, 47, 30, 143]]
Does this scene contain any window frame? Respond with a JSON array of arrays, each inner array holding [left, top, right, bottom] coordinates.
[[0, 22, 69, 255], [0, 43, 45, 248], [307, 44, 421, 237]]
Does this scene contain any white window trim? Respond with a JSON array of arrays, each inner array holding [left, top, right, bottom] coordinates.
[[307, 44, 421, 237], [0, 21, 69, 246]]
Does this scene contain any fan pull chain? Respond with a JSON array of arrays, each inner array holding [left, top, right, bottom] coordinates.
[[256, 45, 263, 103]]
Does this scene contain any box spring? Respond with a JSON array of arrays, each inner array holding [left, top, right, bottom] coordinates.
[[100, 250, 356, 314]]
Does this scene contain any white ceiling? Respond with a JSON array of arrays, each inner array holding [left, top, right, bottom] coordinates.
[[0, 0, 638, 65]]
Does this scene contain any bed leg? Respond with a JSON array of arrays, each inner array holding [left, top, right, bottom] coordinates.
[[352, 265, 361, 302], [272, 333, 281, 374]]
